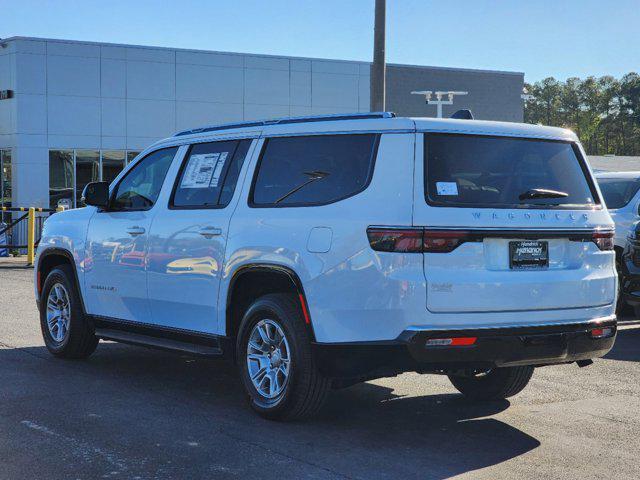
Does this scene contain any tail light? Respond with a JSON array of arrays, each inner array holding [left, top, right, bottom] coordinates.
[[590, 326, 615, 339], [366, 228, 423, 253], [592, 231, 614, 251], [366, 227, 471, 253]]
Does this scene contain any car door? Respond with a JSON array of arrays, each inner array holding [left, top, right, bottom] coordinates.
[[146, 137, 256, 334], [84, 147, 179, 322]]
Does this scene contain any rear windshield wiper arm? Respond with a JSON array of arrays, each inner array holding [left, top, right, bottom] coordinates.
[[518, 188, 569, 201], [274, 171, 330, 204]]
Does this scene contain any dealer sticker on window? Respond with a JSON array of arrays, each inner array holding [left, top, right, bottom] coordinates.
[[180, 152, 228, 189], [436, 181, 459, 196]]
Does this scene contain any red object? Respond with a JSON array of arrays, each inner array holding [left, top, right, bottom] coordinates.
[[590, 327, 614, 339], [425, 337, 477, 347], [366, 227, 471, 253], [299, 293, 311, 324], [591, 231, 614, 251]]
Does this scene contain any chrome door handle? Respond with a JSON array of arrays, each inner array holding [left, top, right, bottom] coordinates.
[[199, 226, 222, 238], [126, 226, 146, 236]]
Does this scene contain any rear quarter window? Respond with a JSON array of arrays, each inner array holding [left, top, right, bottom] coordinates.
[[251, 134, 379, 207], [597, 177, 640, 210], [424, 133, 599, 209]]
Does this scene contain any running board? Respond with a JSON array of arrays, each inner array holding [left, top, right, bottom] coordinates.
[[95, 328, 223, 356]]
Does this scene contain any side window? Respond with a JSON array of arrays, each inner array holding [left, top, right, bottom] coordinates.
[[251, 134, 378, 207], [111, 147, 178, 211], [172, 139, 251, 208]]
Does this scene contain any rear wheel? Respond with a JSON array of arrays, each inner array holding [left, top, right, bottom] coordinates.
[[39, 265, 98, 359], [236, 293, 330, 421], [448, 366, 534, 401]]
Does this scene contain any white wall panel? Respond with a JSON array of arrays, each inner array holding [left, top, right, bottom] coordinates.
[[176, 51, 243, 68], [290, 70, 311, 106], [311, 73, 359, 109], [245, 56, 289, 71], [16, 94, 46, 134], [244, 68, 289, 105], [312, 60, 360, 75], [244, 103, 289, 121], [176, 64, 243, 103], [101, 58, 126, 98], [101, 98, 126, 136], [126, 99, 175, 138], [126, 47, 174, 63], [358, 76, 370, 112], [126, 61, 175, 100], [47, 55, 99, 96], [15, 53, 45, 94], [47, 96, 100, 135], [101, 136, 126, 149], [176, 102, 242, 131], [47, 41, 100, 58], [48, 134, 100, 149]]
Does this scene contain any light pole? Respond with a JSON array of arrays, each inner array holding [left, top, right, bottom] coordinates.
[[370, 0, 386, 111], [411, 90, 469, 118]]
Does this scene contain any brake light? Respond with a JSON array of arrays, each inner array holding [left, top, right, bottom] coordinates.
[[366, 227, 471, 253], [592, 231, 614, 251], [425, 337, 477, 347], [366, 227, 424, 253], [590, 327, 614, 339]]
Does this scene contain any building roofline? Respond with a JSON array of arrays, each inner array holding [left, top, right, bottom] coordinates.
[[0, 35, 524, 77]]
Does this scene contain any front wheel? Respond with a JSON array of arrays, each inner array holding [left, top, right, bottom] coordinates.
[[39, 265, 98, 359], [236, 293, 330, 421], [448, 366, 534, 401]]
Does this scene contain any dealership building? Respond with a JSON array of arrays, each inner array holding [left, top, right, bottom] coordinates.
[[0, 36, 524, 211]]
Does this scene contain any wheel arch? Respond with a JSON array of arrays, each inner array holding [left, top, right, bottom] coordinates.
[[225, 264, 315, 346], [37, 248, 85, 313]]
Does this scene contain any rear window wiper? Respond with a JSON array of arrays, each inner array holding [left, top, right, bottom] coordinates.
[[274, 171, 330, 204], [518, 188, 569, 201]]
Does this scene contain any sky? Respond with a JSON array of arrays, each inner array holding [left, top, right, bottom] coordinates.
[[1, 0, 639, 82]]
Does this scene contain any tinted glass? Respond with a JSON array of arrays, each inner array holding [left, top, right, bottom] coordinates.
[[252, 134, 377, 206], [0, 150, 11, 209], [112, 147, 177, 210], [75, 150, 99, 206], [173, 139, 251, 208], [597, 177, 640, 209], [102, 150, 126, 185], [49, 150, 74, 209], [425, 134, 597, 207]]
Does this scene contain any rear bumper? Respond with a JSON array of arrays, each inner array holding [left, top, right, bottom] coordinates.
[[313, 316, 617, 378]]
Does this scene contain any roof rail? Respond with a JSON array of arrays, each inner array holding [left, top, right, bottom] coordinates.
[[173, 112, 396, 137]]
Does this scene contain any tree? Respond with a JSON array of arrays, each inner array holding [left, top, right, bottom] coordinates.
[[525, 73, 640, 155]]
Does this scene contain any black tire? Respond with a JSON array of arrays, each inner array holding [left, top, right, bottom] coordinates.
[[39, 265, 98, 359], [448, 366, 534, 401], [236, 293, 330, 421]]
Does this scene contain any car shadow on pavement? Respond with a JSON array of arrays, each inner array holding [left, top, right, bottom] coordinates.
[[2, 342, 541, 479], [604, 326, 640, 362]]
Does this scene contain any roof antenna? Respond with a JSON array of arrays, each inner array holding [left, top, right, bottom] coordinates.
[[451, 109, 474, 120]]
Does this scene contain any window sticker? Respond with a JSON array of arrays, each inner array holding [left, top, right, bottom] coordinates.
[[180, 152, 227, 189], [436, 181, 459, 196]]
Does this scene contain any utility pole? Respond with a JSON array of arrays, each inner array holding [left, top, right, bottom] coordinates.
[[370, 0, 386, 112]]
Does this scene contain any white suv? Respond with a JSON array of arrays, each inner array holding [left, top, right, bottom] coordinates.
[[35, 113, 618, 420]]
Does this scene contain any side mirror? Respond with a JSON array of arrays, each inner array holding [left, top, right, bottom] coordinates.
[[82, 182, 110, 208]]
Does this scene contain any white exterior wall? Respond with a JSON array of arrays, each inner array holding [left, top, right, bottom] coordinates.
[[0, 37, 372, 208]]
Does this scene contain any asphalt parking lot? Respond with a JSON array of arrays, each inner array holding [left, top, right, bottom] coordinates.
[[1, 262, 639, 479]]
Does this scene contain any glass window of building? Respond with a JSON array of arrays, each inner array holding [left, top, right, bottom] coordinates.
[[75, 150, 100, 206], [0, 149, 11, 209], [49, 150, 74, 209], [127, 151, 141, 164], [102, 150, 126, 185]]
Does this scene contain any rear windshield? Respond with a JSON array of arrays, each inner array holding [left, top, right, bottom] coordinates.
[[597, 177, 640, 209], [424, 133, 598, 208]]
